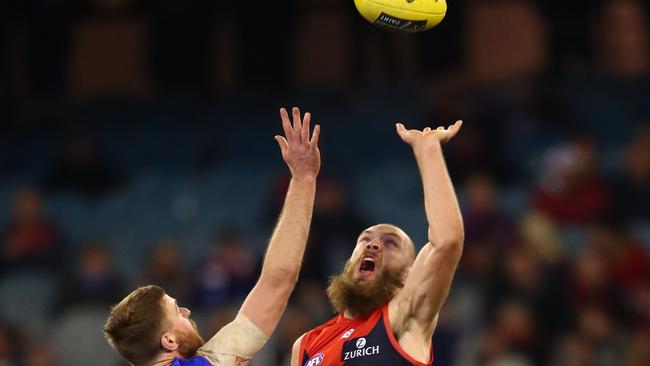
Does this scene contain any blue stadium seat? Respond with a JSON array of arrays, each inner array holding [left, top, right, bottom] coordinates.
[[0, 270, 59, 336], [43, 193, 96, 245], [52, 307, 121, 366]]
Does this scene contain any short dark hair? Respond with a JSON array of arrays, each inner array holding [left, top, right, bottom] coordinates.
[[104, 285, 168, 365]]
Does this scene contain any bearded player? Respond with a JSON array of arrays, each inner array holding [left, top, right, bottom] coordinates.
[[104, 107, 321, 366], [293, 121, 464, 366]]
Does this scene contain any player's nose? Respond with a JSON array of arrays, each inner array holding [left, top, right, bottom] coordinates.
[[365, 240, 381, 252]]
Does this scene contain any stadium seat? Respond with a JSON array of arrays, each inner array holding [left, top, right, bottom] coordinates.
[[52, 307, 121, 366], [0, 270, 59, 336]]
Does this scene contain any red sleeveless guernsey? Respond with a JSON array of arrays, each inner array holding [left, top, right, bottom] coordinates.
[[298, 303, 434, 366]]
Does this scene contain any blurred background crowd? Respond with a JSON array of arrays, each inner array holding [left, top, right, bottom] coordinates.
[[1, 0, 649, 365]]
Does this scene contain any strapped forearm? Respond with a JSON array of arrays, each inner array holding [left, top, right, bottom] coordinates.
[[197, 313, 268, 366]]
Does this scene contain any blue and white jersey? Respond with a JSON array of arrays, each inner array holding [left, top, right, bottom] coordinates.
[[170, 355, 212, 366]]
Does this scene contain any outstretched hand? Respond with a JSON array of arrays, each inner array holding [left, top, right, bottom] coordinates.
[[396, 120, 463, 150], [275, 107, 321, 180]]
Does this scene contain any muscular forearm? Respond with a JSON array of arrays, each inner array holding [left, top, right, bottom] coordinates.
[[259, 176, 316, 284], [237, 107, 319, 337], [413, 143, 464, 247]]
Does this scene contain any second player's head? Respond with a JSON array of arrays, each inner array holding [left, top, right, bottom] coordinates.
[[103, 285, 204, 365], [327, 223, 416, 317]]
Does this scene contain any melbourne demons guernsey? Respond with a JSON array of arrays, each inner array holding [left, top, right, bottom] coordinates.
[[299, 303, 433, 366]]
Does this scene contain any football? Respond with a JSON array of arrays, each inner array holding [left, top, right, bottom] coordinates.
[[353, 0, 447, 32]]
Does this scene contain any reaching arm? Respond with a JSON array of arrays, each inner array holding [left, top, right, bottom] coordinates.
[[239, 107, 321, 336], [390, 121, 464, 339], [198, 108, 320, 366]]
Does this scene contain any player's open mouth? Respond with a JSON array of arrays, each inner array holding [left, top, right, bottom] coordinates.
[[359, 257, 376, 275]]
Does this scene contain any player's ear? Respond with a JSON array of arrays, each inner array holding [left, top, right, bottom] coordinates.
[[161, 332, 178, 351], [400, 266, 411, 287]]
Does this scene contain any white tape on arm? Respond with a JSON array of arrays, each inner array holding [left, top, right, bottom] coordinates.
[[197, 313, 269, 366]]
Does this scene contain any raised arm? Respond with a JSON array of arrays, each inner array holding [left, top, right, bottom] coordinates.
[[239, 107, 321, 335], [198, 108, 320, 366], [390, 121, 464, 339]]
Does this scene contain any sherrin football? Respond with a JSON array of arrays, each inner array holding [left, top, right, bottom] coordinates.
[[354, 0, 447, 32]]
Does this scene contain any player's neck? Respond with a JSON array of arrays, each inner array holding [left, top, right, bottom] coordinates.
[[148, 351, 181, 366], [342, 302, 388, 319]]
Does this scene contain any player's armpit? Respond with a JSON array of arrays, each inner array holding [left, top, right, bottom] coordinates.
[[389, 241, 461, 337], [197, 313, 269, 366]]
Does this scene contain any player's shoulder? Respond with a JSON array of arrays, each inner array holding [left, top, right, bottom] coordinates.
[[293, 333, 306, 350], [298, 315, 337, 348], [170, 355, 212, 366]]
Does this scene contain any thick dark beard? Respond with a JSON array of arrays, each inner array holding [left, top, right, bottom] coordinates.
[[177, 320, 205, 359], [326, 260, 406, 318]]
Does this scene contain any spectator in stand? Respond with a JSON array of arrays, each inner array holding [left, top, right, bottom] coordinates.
[[594, 0, 649, 79], [192, 228, 257, 310], [291, 279, 331, 326], [23, 340, 57, 366], [302, 176, 369, 283], [551, 333, 594, 366], [575, 306, 625, 366], [136, 239, 192, 305], [533, 137, 610, 224], [611, 126, 650, 222], [518, 212, 564, 267], [42, 132, 123, 198], [589, 220, 649, 293], [460, 173, 515, 281], [274, 306, 310, 366], [1, 188, 62, 275], [0, 320, 21, 366], [443, 122, 509, 184], [57, 243, 123, 312], [627, 279, 650, 340], [489, 244, 572, 348], [571, 244, 626, 322], [473, 300, 538, 366], [625, 327, 650, 366], [463, 173, 515, 248], [517, 212, 573, 337]]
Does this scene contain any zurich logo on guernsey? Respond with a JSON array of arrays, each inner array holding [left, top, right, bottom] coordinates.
[[306, 352, 325, 366], [344, 337, 380, 360]]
